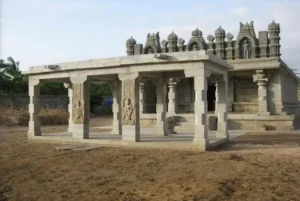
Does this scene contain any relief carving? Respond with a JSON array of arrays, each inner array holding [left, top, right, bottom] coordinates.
[[242, 40, 251, 59], [73, 99, 84, 124], [122, 97, 135, 122]]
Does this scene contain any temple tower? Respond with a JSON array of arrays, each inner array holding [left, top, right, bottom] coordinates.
[[268, 20, 281, 57], [215, 26, 226, 59]]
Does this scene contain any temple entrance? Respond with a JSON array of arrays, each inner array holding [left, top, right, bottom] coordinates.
[[207, 84, 216, 111]]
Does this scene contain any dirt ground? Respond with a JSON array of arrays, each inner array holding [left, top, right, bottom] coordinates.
[[1, 117, 300, 201]]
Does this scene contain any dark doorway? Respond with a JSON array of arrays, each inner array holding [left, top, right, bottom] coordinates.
[[207, 85, 216, 111]]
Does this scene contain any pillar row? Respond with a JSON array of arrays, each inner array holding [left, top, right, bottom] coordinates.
[[110, 80, 122, 135], [216, 76, 229, 139], [64, 83, 73, 133], [119, 73, 140, 142], [153, 77, 167, 136], [253, 70, 270, 115], [28, 78, 41, 137], [70, 76, 90, 139], [167, 78, 179, 115]]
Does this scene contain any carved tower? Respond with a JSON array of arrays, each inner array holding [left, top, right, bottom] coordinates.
[[167, 31, 178, 52], [215, 26, 226, 59], [126, 37, 136, 56], [268, 20, 281, 57]]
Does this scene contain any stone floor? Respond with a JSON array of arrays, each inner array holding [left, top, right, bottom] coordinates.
[[29, 126, 248, 150]]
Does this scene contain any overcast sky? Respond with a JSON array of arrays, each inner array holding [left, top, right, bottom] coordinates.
[[1, 0, 300, 71]]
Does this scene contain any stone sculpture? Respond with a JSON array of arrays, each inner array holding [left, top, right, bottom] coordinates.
[[73, 100, 84, 123], [242, 40, 251, 59]]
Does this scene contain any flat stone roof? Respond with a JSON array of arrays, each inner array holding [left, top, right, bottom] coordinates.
[[23, 51, 232, 75]]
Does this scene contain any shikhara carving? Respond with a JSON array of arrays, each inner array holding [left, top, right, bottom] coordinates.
[[73, 100, 84, 123], [126, 21, 281, 59], [122, 97, 135, 124]]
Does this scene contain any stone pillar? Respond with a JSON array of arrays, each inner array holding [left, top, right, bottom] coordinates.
[[216, 76, 229, 139], [168, 78, 179, 115], [109, 80, 121, 135], [70, 76, 90, 139], [185, 67, 210, 150], [28, 78, 41, 137], [119, 73, 140, 142], [64, 83, 73, 133], [253, 70, 270, 115], [214, 83, 218, 115], [153, 77, 167, 136], [139, 81, 146, 114], [227, 77, 234, 112]]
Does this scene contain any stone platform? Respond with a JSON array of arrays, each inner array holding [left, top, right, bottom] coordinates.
[[28, 128, 246, 150]]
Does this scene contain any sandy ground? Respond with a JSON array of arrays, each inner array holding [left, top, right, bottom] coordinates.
[[1, 117, 300, 201]]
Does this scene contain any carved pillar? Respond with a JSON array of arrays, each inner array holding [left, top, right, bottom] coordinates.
[[139, 81, 146, 114], [153, 77, 167, 136], [253, 70, 270, 115], [227, 77, 234, 112], [28, 78, 41, 137], [168, 78, 179, 115], [64, 82, 73, 133], [185, 67, 210, 150], [109, 80, 121, 135], [214, 82, 218, 115], [119, 73, 140, 142], [70, 76, 90, 139], [216, 76, 229, 139]]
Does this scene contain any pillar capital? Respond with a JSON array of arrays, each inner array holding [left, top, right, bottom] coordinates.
[[118, 72, 139, 81], [64, 82, 73, 89], [70, 75, 88, 84], [253, 70, 268, 84], [184, 68, 211, 78]]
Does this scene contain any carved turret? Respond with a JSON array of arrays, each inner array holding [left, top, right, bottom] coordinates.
[[126, 37, 136, 56], [167, 31, 178, 52], [206, 34, 215, 55], [225, 33, 234, 60], [259, 31, 269, 58], [161, 40, 168, 53], [178, 38, 185, 52], [186, 28, 206, 51], [268, 20, 281, 57], [215, 26, 226, 59]]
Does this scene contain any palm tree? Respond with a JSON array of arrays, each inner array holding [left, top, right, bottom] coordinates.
[[5, 57, 25, 83], [0, 59, 10, 80]]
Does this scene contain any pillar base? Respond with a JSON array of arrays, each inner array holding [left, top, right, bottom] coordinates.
[[258, 112, 270, 116], [216, 132, 229, 139], [155, 127, 168, 136], [122, 125, 140, 142], [72, 124, 89, 139], [28, 131, 41, 137], [111, 129, 121, 135], [192, 138, 209, 150]]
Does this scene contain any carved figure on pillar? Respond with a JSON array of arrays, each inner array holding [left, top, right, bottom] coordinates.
[[122, 97, 135, 122], [73, 100, 84, 123], [168, 78, 179, 114]]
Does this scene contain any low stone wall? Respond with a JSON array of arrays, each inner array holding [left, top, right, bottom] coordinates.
[[0, 95, 69, 109]]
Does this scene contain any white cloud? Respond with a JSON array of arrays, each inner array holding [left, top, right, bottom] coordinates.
[[230, 7, 249, 17]]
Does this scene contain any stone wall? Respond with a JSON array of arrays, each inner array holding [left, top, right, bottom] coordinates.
[[0, 95, 69, 109]]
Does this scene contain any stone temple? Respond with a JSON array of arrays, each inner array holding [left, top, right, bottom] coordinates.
[[24, 21, 300, 150], [129, 21, 300, 131]]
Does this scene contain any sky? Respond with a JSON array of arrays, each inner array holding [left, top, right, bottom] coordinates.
[[1, 0, 300, 72]]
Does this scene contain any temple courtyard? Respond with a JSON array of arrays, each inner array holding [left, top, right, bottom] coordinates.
[[1, 117, 300, 201]]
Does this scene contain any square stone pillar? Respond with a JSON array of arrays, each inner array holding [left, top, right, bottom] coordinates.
[[227, 77, 234, 112], [64, 83, 73, 133], [216, 76, 229, 139], [28, 78, 41, 137], [167, 78, 179, 115], [185, 67, 210, 150], [253, 70, 270, 115], [119, 73, 140, 142], [139, 81, 146, 114], [70, 76, 90, 139], [153, 77, 167, 136], [109, 80, 122, 135]]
